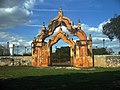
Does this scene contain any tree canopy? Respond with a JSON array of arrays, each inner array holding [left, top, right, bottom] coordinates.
[[102, 15, 120, 41], [51, 46, 70, 62], [93, 48, 113, 55]]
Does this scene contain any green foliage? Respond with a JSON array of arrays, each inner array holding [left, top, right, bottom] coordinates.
[[102, 15, 120, 41], [23, 53, 32, 56], [13, 54, 22, 56], [93, 48, 113, 55], [51, 46, 70, 62]]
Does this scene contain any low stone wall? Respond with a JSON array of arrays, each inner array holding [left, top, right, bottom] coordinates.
[[94, 55, 120, 67], [0, 55, 120, 67], [0, 56, 32, 66]]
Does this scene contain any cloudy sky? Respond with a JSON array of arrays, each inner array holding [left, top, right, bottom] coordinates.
[[0, 0, 120, 54]]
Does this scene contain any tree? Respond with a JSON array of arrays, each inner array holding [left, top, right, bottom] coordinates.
[[102, 14, 120, 41], [23, 53, 32, 56], [93, 48, 113, 55], [51, 46, 70, 62]]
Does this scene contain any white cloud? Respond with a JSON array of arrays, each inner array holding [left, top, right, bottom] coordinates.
[[0, 31, 31, 46], [81, 20, 119, 54], [0, 31, 32, 55], [0, 0, 44, 54], [0, 0, 36, 30], [23, 0, 36, 10], [0, 32, 22, 41]]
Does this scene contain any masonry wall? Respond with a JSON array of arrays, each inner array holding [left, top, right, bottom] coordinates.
[[0, 56, 32, 66], [94, 55, 120, 67], [0, 55, 120, 67]]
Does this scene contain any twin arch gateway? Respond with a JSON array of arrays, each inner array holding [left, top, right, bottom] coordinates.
[[32, 8, 93, 67]]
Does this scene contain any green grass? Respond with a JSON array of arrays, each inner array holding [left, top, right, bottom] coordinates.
[[0, 66, 120, 90]]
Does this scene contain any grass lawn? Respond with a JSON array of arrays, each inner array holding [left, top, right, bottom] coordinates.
[[0, 66, 120, 90]]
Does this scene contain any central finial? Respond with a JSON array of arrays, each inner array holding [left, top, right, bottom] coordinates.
[[58, 7, 63, 17], [60, 7, 62, 11]]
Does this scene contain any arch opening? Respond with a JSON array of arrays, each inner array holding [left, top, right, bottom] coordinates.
[[50, 40, 71, 66], [48, 27, 75, 66]]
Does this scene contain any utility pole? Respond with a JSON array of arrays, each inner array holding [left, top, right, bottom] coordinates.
[[25, 46, 27, 54], [103, 39, 105, 48]]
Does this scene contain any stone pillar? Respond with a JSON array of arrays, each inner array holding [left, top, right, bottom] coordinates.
[[81, 45, 88, 67], [32, 46, 38, 66], [86, 34, 93, 67], [48, 46, 51, 66], [88, 34, 92, 57], [74, 40, 92, 67], [70, 47, 74, 66], [40, 42, 49, 66], [38, 46, 42, 66], [74, 40, 83, 67], [32, 41, 49, 67]]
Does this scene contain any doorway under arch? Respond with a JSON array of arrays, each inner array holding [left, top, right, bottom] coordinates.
[[48, 27, 75, 66], [50, 39, 71, 66]]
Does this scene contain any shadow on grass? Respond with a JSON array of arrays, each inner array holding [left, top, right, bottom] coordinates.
[[0, 70, 120, 90]]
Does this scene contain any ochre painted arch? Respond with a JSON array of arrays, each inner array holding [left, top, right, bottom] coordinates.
[[32, 8, 93, 67]]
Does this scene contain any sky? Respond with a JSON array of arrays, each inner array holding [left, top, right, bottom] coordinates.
[[0, 0, 120, 54]]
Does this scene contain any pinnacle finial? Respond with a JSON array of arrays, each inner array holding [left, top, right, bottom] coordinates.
[[78, 19, 81, 30], [60, 7, 62, 11], [89, 34, 92, 40], [71, 21, 74, 26], [34, 37, 36, 42], [78, 19, 80, 24], [58, 7, 63, 17], [42, 22, 45, 26], [41, 22, 46, 31]]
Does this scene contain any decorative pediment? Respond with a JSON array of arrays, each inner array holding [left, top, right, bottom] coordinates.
[[34, 8, 87, 43], [47, 8, 74, 36], [48, 27, 75, 49]]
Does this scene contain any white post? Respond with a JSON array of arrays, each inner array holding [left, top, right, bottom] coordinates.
[[9, 43, 14, 56]]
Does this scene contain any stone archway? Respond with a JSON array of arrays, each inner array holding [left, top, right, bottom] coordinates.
[[32, 8, 93, 67]]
